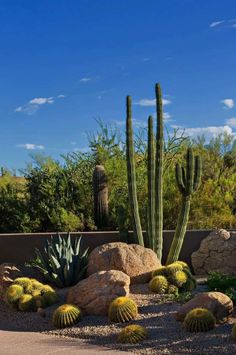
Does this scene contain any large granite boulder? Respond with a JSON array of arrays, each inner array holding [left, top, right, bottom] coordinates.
[[0, 263, 22, 301], [192, 229, 236, 275], [87, 242, 161, 284], [175, 291, 233, 323], [67, 270, 130, 315]]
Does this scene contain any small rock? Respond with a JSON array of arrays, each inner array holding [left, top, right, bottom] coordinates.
[[67, 270, 130, 316], [175, 291, 233, 323], [87, 242, 161, 284]]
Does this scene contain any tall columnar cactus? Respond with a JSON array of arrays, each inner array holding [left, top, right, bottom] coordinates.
[[126, 96, 144, 246], [155, 84, 164, 259], [93, 164, 109, 229], [126, 84, 164, 254], [166, 148, 202, 264]]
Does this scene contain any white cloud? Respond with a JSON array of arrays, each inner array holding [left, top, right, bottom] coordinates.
[[29, 97, 54, 105], [209, 20, 225, 28], [171, 125, 236, 141], [135, 98, 171, 107], [226, 117, 236, 127], [17, 144, 45, 150], [221, 98, 234, 109], [15, 95, 65, 115], [80, 77, 91, 83]]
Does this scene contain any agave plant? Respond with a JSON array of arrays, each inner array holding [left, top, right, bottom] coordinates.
[[26, 233, 89, 288]]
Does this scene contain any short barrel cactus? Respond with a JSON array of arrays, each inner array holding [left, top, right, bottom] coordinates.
[[52, 304, 82, 329], [184, 308, 216, 332], [5, 284, 24, 305], [169, 270, 188, 288], [149, 275, 169, 294], [118, 324, 148, 344], [108, 297, 138, 323], [18, 294, 37, 312]]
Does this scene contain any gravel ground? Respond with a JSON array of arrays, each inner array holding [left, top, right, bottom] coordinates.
[[1, 283, 236, 354]]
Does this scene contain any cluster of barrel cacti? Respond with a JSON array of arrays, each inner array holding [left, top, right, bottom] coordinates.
[[52, 304, 82, 329], [5, 277, 58, 311], [150, 261, 196, 295], [126, 83, 202, 263]]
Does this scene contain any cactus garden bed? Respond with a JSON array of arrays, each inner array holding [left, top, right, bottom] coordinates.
[[1, 282, 236, 355]]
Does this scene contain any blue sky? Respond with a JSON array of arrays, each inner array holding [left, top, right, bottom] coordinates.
[[0, 0, 236, 170]]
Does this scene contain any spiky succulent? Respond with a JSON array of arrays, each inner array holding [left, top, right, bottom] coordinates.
[[118, 325, 148, 344], [149, 275, 169, 294], [165, 263, 183, 275], [108, 297, 138, 323], [232, 324, 236, 340], [26, 233, 89, 288], [18, 294, 37, 312], [174, 261, 189, 269], [5, 284, 24, 305], [167, 284, 179, 296], [152, 266, 167, 278], [184, 308, 216, 332], [168, 270, 188, 288], [52, 304, 82, 329], [13, 277, 32, 293]]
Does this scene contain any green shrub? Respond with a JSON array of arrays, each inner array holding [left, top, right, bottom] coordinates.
[[53, 304, 82, 329], [207, 271, 236, 293], [184, 308, 216, 332], [26, 233, 89, 288], [108, 297, 138, 323], [118, 325, 148, 344]]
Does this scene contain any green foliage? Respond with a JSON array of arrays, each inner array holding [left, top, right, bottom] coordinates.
[[118, 324, 148, 344], [5, 284, 24, 305], [0, 121, 235, 233], [108, 297, 138, 323], [184, 308, 216, 332], [232, 324, 236, 341], [174, 291, 193, 303], [52, 304, 82, 329], [26, 233, 89, 288], [149, 275, 169, 294], [207, 271, 236, 303]]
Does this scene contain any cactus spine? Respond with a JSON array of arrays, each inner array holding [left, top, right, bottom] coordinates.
[[93, 165, 109, 229], [126, 84, 164, 253], [126, 96, 144, 246], [166, 148, 202, 264]]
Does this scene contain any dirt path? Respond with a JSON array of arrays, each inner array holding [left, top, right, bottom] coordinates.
[[0, 330, 129, 355]]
